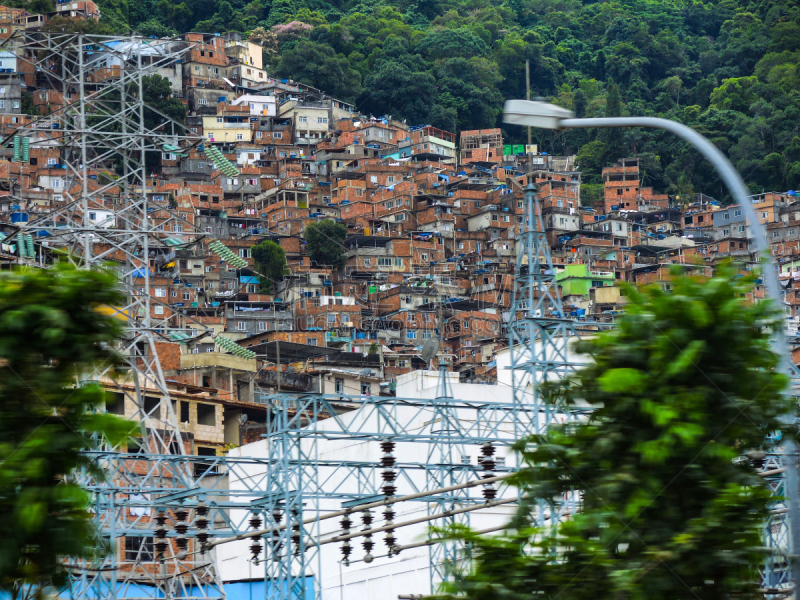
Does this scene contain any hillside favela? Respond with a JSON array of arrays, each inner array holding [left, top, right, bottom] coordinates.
[[0, 0, 799, 600]]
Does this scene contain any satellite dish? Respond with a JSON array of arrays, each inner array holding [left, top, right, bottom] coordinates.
[[420, 337, 440, 363], [239, 414, 248, 425]]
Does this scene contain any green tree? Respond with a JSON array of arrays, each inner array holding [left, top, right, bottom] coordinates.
[[251, 240, 287, 294], [142, 74, 187, 131], [304, 219, 347, 269], [359, 61, 435, 123], [0, 264, 135, 598], [441, 265, 792, 600], [274, 40, 362, 103]]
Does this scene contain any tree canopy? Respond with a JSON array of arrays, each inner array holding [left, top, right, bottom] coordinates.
[[251, 239, 288, 293], [440, 264, 794, 600], [62, 0, 800, 199], [304, 219, 348, 269], [0, 264, 135, 598]]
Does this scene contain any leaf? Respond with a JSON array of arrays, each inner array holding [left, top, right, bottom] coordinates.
[[598, 368, 648, 394]]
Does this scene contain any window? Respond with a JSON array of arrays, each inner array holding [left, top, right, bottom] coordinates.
[[734, 209, 742, 217], [198, 98, 208, 105], [174, 224, 182, 233], [298, 116, 308, 123], [738, 225, 745, 233], [363, 257, 371, 266], [47, 157, 57, 165], [236, 133, 244, 141], [217, 117, 223, 123], [378, 257, 392, 267], [237, 321, 246, 331], [723, 213, 729, 220], [183, 292, 191, 300], [492, 214, 497, 221], [335, 378, 344, 394], [407, 331, 416, 339], [503, 215, 510, 222], [52, 179, 60, 188], [256, 131, 263, 138], [239, 248, 249, 258], [723, 228, 730, 236], [361, 383, 370, 395], [318, 117, 328, 124], [125, 537, 154, 562], [327, 313, 337, 323], [306, 337, 317, 346], [197, 404, 215, 426], [274, 132, 282, 139], [154, 288, 166, 298], [421, 253, 428, 261], [154, 305, 164, 315], [394, 258, 402, 267], [258, 321, 267, 332]]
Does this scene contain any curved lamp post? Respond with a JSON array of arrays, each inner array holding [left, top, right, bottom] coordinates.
[[503, 99, 800, 590]]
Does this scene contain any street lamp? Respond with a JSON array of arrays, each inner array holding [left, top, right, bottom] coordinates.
[[504, 98, 800, 590], [503, 99, 781, 342]]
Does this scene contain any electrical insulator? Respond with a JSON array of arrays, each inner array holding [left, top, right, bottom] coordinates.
[[381, 439, 397, 496], [197, 530, 210, 546], [195, 501, 209, 517], [174, 520, 189, 535], [250, 540, 262, 564], [155, 540, 168, 560], [361, 509, 373, 527], [175, 508, 189, 523], [272, 508, 283, 525], [340, 516, 352, 531], [175, 536, 188, 550], [155, 511, 168, 527], [154, 527, 168, 540], [341, 540, 351, 566], [384, 506, 396, 557], [481, 442, 497, 501], [482, 483, 497, 500], [249, 512, 262, 529]]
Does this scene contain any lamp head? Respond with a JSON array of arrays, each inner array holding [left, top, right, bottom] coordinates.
[[503, 100, 574, 130]]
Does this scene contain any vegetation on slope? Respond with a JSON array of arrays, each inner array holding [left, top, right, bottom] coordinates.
[[15, 0, 800, 200]]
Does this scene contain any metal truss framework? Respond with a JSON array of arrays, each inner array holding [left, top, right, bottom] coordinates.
[[8, 32, 793, 600], [5, 32, 226, 600]]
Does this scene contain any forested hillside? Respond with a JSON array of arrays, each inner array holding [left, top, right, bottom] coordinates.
[[26, 0, 800, 201]]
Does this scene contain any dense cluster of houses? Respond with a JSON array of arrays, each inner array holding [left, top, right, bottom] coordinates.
[[0, 3, 798, 459]]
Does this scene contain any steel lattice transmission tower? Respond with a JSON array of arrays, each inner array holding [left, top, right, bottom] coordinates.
[[3, 31, 226, 599], [506, 182, 595, 526]]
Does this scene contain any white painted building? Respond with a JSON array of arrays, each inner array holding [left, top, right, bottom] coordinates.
[[231, 94, 277, 117], [216, 344, 597, 600], [219, 370, 533, 599]]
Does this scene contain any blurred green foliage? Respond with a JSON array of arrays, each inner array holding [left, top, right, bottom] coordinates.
[[437, 264, 794, 600], [0, 264, 135, 598]]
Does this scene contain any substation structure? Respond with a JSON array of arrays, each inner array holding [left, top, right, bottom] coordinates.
[[2, 31, 796, 600]]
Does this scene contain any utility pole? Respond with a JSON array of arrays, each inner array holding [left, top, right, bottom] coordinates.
[[525, 60, 531, 149]]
